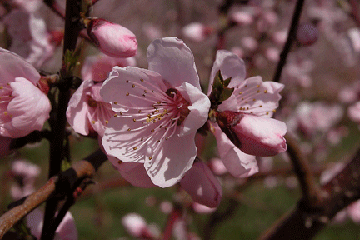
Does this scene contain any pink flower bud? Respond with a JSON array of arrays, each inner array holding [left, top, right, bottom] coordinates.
[[217, 111, 287, 157], [296, 23, 318, 46], [180, 162, 222, 208], [87, 19, 137, 58]]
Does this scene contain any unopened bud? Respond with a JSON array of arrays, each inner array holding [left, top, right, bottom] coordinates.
[[87, 18, 137, 57], [180, 162, 222, 208]]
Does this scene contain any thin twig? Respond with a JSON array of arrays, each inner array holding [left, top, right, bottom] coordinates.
[[0, 149, 107, 239], [272, 0, 305, 83]]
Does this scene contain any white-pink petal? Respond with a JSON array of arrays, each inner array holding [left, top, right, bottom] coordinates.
[[147, 37, 201, 90], [212, 122, 258, 177], [233, 115, 287, 156]]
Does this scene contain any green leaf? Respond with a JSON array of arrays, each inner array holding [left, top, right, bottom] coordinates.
[[219, 87, 234, 102], [209, 70, 234, 107]]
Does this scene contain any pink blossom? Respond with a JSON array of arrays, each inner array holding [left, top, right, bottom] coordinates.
[[81, 53, 136, 82], [4, 10, 55, 69], [11, 159, 40, 200], [66, 80, 113, 137], [67, 54, 135, 136], [0, 48, 51, 138], [101, 37, 210, 187], [122, 213, 158, 239], [210, 122, 258, 177], [230, 11, 253, 25], [27, 209, 78, 240], [180, 162, 222, 208], [87, 19, 137, 58], [348, 102, 360, 124], [210, 50, 287, 157], [182, 22, 212, 42]]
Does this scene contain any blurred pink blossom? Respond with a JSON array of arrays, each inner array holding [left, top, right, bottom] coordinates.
[[101, 37, 210, 187], [27, 209, 78, 240], [87, 19, 137, 58], [182, 22, 212, 42], [0, 48, 51, 138], [230, 11, 253, 25], [348, 102, 360, 124], [11, 159, 40, 200], [81, 53, 136, 82], [4, 9, 55, 69], [122, 213, 159, 239], [180, 162, 222, 208]]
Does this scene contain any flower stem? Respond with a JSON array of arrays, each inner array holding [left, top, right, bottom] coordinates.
[[41, 0, 82, 239]]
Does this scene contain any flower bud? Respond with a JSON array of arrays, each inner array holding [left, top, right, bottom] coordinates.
[[217, 111, 287, 157], [180, 162, 222, 208], [296, 23, 318, 46], [87, 18, 137, 58]]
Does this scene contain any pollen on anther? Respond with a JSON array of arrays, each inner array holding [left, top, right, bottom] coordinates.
[[117, 160, 122, 164], [142, 94, 146, 97], [239, 92, 242, 95], [138, 110, 141, 113], [114, 102, 117, 104], [133, 147, 137, 150], [0, 87, 3, 89], [126, 92, 129, 96], [244, 85, 247, 87], [264, 90, 268, 93], [92, 121, 95, 124], [149, 157, 153, 160], [257, 90, 260, 93], [3, 112, 7, 115], [133, 118, 136, 122], [257, 84, 260, 87], [253, 99, 256, 101], [144, 90, 147, 93], [105, 120, 108, 124], [114, 114, 118, 117], [140, 79, 144, 82], [151, 129, 154, 132], [272, 109, 276, 112], [259, 105, 262, 107], [127, 128, 131, 131], [132, 84, 135, 88]]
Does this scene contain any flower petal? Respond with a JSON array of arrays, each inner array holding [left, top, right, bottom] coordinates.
[[177, 82, 211, 137], [144, 132, 197, 187], [207, 50, 246, 95], [4, 77, 51, 137], [211, 123, 258, 177], [66, 80, 92, 135], [180, 162, 222, 208], [0, 48, 40, 85], [147, 37, 201, 89], [233, 115, 287, 156], [108, 158, 156, 188], [101, 67, 165, 112]]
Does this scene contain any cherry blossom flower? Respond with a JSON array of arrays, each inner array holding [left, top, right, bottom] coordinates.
[[4, 9, 55, 69], [27, 209, 78, 240], [11, 159, 40, 200], [67, 80, 113, 136], [210, 50, 287, 158], [182, 22, 213, 42], [67, 54, 134, 136], [101, 37, 211, 187], [87, 19, 137, 58], [0, 48, 51, 138]]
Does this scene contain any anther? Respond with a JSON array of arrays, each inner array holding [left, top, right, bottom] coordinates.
[[132, 84, 135, 88], [126, 92, 129, 96], [127, 128, 131, 131], [114, 114, 118, 117], [133, 147, 137, 150], [140, 79, 144, 82], [133, 118, 136, 122]]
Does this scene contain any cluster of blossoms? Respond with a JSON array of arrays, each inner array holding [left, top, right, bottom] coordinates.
[[0, 4, 287, 209], [65, 37, 287, 207]]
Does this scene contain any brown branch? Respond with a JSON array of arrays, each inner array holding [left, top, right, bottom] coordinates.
[[285, 133, 322, 206], [0, 149, 107, 239], [259, 147, 360, 240]]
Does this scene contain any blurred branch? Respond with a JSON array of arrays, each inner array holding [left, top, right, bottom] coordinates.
[[0, 149, 107, 239], [285, 133, 322, 207], [259, 146, 360, 240], [272, 0, 305, 83]]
